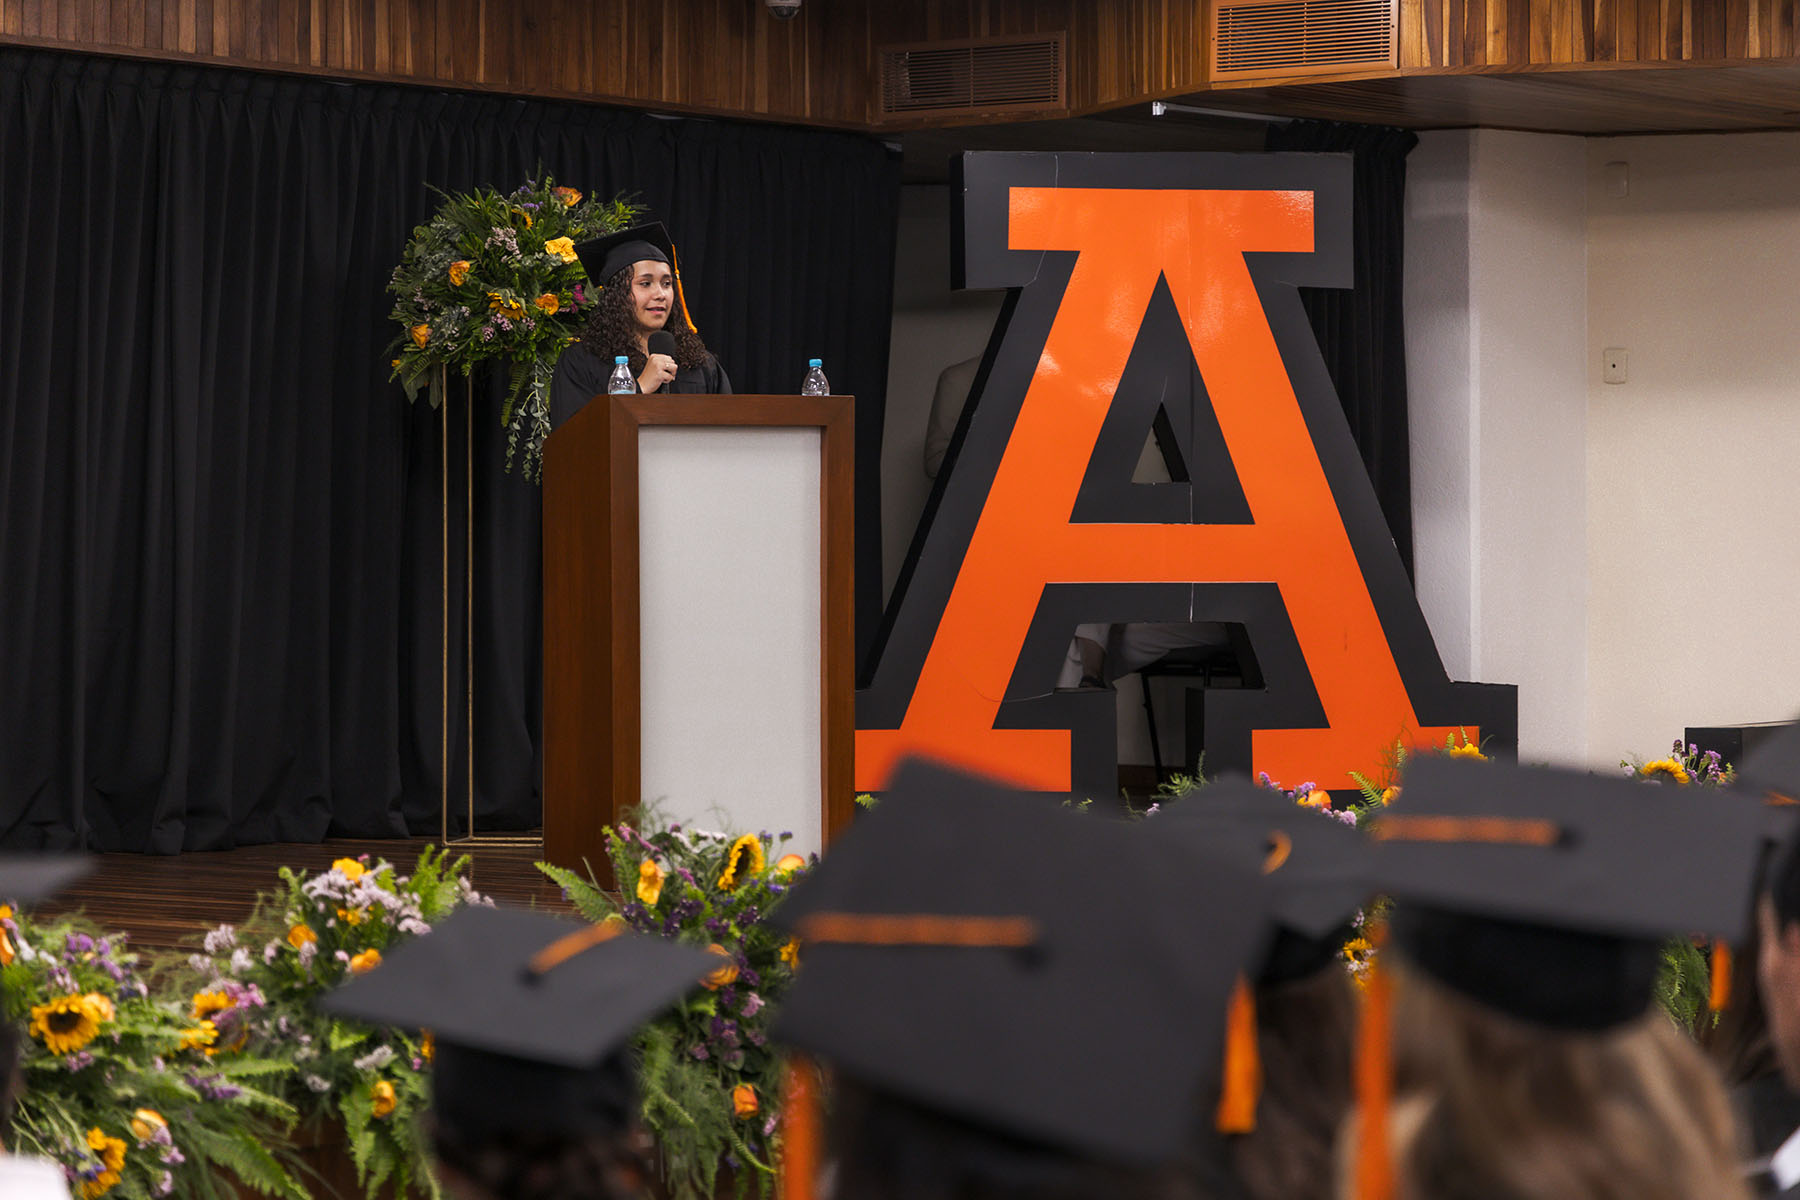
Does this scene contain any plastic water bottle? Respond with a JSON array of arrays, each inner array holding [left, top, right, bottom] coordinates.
[[801, 358, 830, 396], [607, 355, 636, 394]]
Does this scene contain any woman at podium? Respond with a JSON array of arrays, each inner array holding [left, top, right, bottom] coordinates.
[[549, 222, 731, 428]]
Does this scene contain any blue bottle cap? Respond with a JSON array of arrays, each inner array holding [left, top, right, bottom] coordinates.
[[808, 358, 823, 368], [615, 356, 629, 364]]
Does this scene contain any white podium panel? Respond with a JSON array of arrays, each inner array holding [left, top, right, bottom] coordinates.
[[637, 427, 824, 858]]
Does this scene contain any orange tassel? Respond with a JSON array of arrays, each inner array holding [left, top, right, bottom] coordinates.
[[1710, 942, 1733, 1013], [1215, 975, 1262, 1133], [779, 1056, 820, 1200], [1353, 946, 1395, 1200], [668, 241, 698, 334]]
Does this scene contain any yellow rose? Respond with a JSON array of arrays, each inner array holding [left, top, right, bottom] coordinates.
[[421, 1030, 435, 1063], [702, 944, 739, 990], [637, 858, 667, 906], [733, 1083, 758, 1118], [553, 186, 582, 206], [82, 993, 115, 1024], [288, 923, 317, 948], [447, 259, 470, 286], [1379, 786, 1400, 806], [371, 1079, 397, 1119], [534, 293, 560, 315], [780, 939, 799, 968], [334, 857, 367, 880], [544, 236, 577, 264], [129, 1109, 166, 1142], [1446, 742, 1486, 760], [409, 324, 429, 349], [349, 948, 382, 975]]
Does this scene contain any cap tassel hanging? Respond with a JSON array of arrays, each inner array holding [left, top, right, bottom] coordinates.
[[779, 1056, 821, 1200], [1709, 942, 1733, 1013], [668, 243, 698, 334], [1353, 937, 1396, 1200], [1215, 974, 1262, 1134]]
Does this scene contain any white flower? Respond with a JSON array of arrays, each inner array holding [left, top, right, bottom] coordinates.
[[305, 1075, 332, 1093], [203, 925, 237, 954], [354, 1046, 396, 1071], [229, 947, 253, 975]]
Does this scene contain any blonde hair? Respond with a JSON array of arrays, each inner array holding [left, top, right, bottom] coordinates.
[[1376, 960, 1749, 1200]]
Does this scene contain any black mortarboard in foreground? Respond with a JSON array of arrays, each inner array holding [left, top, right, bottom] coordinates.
[[1730, 720, 1800, 847], [771, 757, 1272, 1167], [0, 855, 91, 907], [575, 222, 674, 289], [1370, 755, 1767, 1030], [1156, 776, 1372, 982], [320, 904, 714, 1137]]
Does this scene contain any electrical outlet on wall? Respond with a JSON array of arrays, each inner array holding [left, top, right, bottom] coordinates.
[[1602, 348, 1628, 384]]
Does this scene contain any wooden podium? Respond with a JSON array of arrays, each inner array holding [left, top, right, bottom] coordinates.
[[542, 394, 855, 876]]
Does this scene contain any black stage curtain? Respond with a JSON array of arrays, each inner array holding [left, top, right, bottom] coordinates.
[[1265, 120, 1419, 578], [0, 47, 900, 851]]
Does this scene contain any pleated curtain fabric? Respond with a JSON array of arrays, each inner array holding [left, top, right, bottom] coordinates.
[[1264, 119, 1419, 580], [0, 47, 900, 850]]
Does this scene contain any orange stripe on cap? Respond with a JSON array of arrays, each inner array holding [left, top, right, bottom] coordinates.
[[1353, 928, 1396, 1200], [1709, 942, 1733, 1012], [1767, 791, 1800, 806], [779, 1056, 821, 1200], [525, 918, 624, 977], [794, 913, 1039, 948], [1262, 830, 1293, 874], [1215, 974, 1262, 1133], [1369, 815, 1562, 846]]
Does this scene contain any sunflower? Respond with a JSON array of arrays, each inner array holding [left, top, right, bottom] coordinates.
[[717, 835, 766, 891], [179, 1021, 218, 1052], [371, 1080, 398, 1119], [30, 994, 102, 1055], [637, 858, 667, 906], [191, 989, 232, 1022], [1639, 758, 1692, 785], [79, 1128, 126, 1199]]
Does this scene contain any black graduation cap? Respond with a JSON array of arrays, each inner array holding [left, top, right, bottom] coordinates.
[[771, 757, 1272, 1168], [1156, 776, 1372, 981], [0, 855, 91, 907], [1730, 722, 1800, 846], [1368, 754, 1768, 1030], [574, 222, 674, 289], [319, 904, 714, 1137]]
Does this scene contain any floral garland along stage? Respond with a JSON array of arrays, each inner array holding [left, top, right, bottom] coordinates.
[[539, 820, 813, 1200], [386, 177, 640, 479]]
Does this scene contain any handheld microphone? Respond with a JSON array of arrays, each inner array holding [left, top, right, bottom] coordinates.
[[646, 331, 679, 393]]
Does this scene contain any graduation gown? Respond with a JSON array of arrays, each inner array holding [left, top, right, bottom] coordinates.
[[548, 344, 733, 431]]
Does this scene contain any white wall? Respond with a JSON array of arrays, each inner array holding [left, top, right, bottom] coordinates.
[[1584, 133, 1800, 763], [1407, 130, 1590, 766]]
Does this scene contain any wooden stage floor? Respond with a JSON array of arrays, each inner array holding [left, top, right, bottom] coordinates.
[[38, 835, 575, 955]]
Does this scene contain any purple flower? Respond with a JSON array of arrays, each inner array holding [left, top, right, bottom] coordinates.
[[689, 1043, 710, 1061], [64, 1051, 94, 1072], [740, 992, 765, 1016]]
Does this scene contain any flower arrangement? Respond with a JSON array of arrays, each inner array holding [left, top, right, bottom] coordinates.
[[539, 816, 813, 1200], [3, 907, 306, 1199], [386, 176, 641, 478], [1623, 738, 1733, 787], [178, 848, 489, 1198]]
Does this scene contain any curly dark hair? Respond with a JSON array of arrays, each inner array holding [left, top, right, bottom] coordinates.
[[573, 265, 712, 377]]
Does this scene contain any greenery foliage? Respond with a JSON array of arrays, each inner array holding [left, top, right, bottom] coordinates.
[[385, 176, 641, 478], [538, 815, 812, 1200]]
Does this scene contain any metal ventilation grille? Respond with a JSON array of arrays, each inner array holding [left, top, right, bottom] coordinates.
[[1211, 0, 1396, 79], [879, 34, 1066, 118]]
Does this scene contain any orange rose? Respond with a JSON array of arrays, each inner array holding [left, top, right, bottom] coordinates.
[[288, 923, 317, 948], [349, 948, 382, 975], [732, 1084, 758, 1118], [534, 293, 560, 315], [371, 1079, 397, 1119], [1297, 789, 1331, 809], [780, 939, 799, 967], [553, 186, 582, 206], [702, 944, 739, 990], [410, 324, 429, 348], [1379, 786, 1400, 806], [447, 260, 471, 286], [772, 853, 806, 877]]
